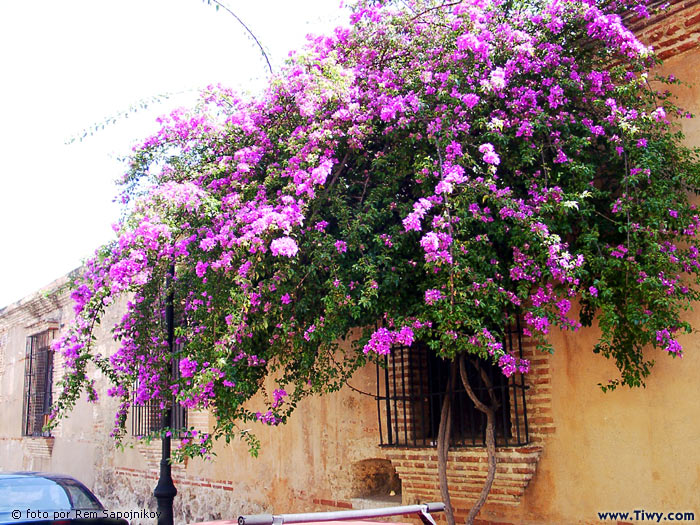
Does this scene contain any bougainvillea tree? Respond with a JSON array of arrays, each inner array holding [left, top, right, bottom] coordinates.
[[51, 0, 700, 522]]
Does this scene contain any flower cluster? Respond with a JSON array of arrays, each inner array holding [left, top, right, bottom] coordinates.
[[362, 326, 415, 355]]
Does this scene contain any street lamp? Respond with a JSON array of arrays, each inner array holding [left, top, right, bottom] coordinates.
[[154, 263, 177, 525]]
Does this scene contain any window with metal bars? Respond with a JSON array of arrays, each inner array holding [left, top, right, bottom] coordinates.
[[131, 342, 187, 438], [22, 329, 57, 437], [376, 324, 529, 448]]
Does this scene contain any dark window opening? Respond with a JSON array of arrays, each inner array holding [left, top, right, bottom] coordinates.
[[131, 342, 187, 438], [376, 324, 529, 448], [22, 329, 57, 437], [350, 458, 402, 500]]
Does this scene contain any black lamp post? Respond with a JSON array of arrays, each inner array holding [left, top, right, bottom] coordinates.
[[154, 263, 177, 525]]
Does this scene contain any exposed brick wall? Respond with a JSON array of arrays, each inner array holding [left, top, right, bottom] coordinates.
[[135, 441, 188, 472], [130, 410, 210, 470], [627, 0, 700, 60], [114, 467, 236, 492], [376, 335, 553, 520], [0, 276, 74, 329], [519, 337, 555, 444], [385, 446, 541, 516], [188, 409, 211, 433], [23, 436, 55, 459]]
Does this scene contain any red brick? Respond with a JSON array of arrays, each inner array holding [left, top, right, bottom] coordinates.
[[665, 24, 681, 36], [685, 10, 700, 27], [655, 34, 687, 50], [528, 416, 554, 424], [676, 40, 699, 54]]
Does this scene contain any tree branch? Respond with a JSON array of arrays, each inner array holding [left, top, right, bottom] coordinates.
[[204, 0, 273, 75], [459, 355, 499, 525], [437, 360, 457, 525]]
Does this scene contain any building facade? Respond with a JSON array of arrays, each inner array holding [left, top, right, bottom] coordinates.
[[1, 5, 700, 524]]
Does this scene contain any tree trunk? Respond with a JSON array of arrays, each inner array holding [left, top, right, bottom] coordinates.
[[459, 354, 499, 525], [437, 360, 457, 525]]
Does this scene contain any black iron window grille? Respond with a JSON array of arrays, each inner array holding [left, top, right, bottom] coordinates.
[[376, 324, 529, 448], [131, 342, 187, 438], [22, 329, 57, 437]]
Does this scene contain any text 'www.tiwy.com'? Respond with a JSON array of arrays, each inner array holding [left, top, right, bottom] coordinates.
[[598, 510, 695, 522]]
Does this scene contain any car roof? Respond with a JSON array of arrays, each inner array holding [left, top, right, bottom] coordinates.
[[0, 471, 78, 481], [0, 471, 93, 489], [0, 472, 105, 513]]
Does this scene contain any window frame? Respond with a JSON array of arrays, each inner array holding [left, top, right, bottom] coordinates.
[[130, 341, 188, 438], [375, 326, 529, 448], [22, 328, 57, 438]]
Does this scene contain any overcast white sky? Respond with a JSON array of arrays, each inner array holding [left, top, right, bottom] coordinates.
[[0, 0, 346, 308]]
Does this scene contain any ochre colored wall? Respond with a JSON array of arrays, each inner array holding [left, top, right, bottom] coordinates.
[[510, 323, 700, 523]]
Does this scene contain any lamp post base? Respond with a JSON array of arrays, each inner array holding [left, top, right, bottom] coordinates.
[[154, 454, 177, 525]]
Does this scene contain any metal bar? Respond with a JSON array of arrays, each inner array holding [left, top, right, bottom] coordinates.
[[452, 378, 461, 447], [134, 385, 138, 435], [457, 381, 466, 447], [22, 336, 33, 436], [28, 335, 36, 435], [46, 330, 55, 413], [42, 339, 54, 437], [421, 347, 429, 446], [516, 316, 529, 443], [239, 503, 446, 525], [391, 350, 398, 444], [401, 346, 408, 446], [510, 377, 519, 445], [384, 354, 392, 445], [410, 344, 418, 447], [34, 345, 46, 435], [511, 381, 520, 445], [499, 381, 509, 445], [427, 348, 437, 444], [508, 325, 521, 444], [376, 359, 383, 446], [465, 361, 478, 446], [522, 383, 529, 444], [374, 321, 531, 449]]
